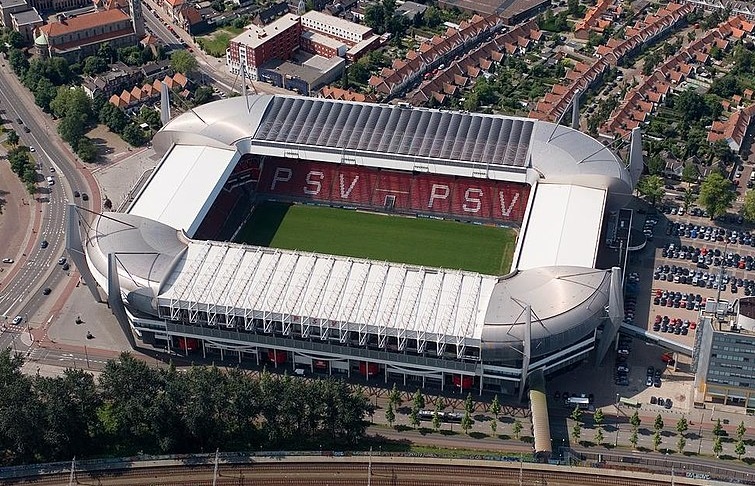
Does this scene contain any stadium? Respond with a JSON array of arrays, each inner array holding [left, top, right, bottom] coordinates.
[[68, 94, 643, 400]]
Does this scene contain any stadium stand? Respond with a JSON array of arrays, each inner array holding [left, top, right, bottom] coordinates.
[[75, 95, 638, 399], [254, 158, 530, 224]]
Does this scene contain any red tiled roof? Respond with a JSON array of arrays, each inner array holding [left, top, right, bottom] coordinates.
[[180, 5, 202, 24], [49, 27, 134, 51], [39, 9, 129, 37]]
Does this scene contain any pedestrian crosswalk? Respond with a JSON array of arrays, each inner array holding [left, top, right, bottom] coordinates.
[[1, 324, 25, 333]]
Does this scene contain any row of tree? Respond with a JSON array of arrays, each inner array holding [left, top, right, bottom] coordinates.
[[0, 350, 373, 466], [637, 171, 740, 221], [570, 407, 748, 459], [5, 44, 202, 162], [6, 144, 36, 193]]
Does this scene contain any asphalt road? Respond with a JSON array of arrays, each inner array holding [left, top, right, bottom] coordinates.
[[0, 63, 90, 352]]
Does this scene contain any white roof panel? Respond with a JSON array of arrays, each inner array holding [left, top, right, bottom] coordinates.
[[128, 145, 238, 236], [157, 241, 497, 349], [516, 184, 606, 270]]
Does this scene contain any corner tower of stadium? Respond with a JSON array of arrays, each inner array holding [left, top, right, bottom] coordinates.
[[68, 95, 643, 397]]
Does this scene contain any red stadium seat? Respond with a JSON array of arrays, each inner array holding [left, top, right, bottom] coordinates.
[[410, 173, 456, 214], [373, 171, 411, 210], [255, 157, 530, 224], [331, 166, 378, 205]]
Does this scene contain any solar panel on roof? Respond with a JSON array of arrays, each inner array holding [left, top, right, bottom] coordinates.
[[254, 98, 534, 167]]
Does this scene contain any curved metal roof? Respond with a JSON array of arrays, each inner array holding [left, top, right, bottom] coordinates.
[[482, 266, 611, 342], [153, 95, 632, 196], [85, 213, 188, 293]]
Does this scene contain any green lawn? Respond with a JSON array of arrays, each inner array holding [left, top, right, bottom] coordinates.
[[197, 27, 243, 57], [236, 202, 517, 275]]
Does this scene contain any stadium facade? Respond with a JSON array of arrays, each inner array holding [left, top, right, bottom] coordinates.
[[67, 95, 643, 398]]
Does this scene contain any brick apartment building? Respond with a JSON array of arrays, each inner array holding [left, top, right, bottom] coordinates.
[[227, 13, 301, 81], [228, 10, 377, 81]]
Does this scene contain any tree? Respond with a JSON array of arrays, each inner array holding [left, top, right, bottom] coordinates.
[[424, 6, 442, 28], [699, 172, 736, 219], [637, 175, 665, 207], [170, 50, 198, 74], [736, 421, 747, 441], [388, 383, 402, 408], [99, 102, 129, 134], [652, 430, 662, 451], [676, 417, 689, 436], [654, 414, 664, 432], [512, 419, 523, 440], [412, 389, 425, 411], [139, 106, 162, 130], [384, 401, 395, 428], [6, 30, 23, 49], [594, 427, 604, 446], [432, 405, 441, 432], [571, 422, 582, 443], [629, 429, 639, 449], [713, 435, 723, 457], [6, 130, 19, 146], [461, 410, 473, 435], [593, 409, 604, 427], [743, 190, 755, 222], [570, 406, 583, 423], [58, 112, 87, 146], [676, 435, 686, 454], [98, 42, 116, 64], [647, 154, 665, 175], [83, 55, 108, 76], [192, 86, 214, 106], [98, 352, 165, 452], [682, 188, 696, 214], [76, 137, 98, 163], [464, 392, 474, 414], [490, 419, 498, 435], [51, 87, 93, 121], [713, 418, 724, 437], [409, 407, 419, 429], [735, 439, 746, 460], [364, 4, 385, 33], [629, 410, 642, 430], [682, 163, 700, 183], [348, 62, 369, 85], [490, 395, 501, 418], [32, 77, 58, 113], [122, 123, 147, 147], [8, 48, 29, 75]]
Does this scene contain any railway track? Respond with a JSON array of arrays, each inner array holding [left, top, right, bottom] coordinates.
[[5, 458, 716, 486]]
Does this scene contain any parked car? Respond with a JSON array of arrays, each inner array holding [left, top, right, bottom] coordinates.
[[2, 258, 13, 263]]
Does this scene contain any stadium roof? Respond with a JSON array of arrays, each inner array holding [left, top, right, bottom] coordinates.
[[155, 240, 495, 355], [253, 97, 534, 167], [154, 95, 633, 196], [127, 145, 238, 236], [515, 184, 606, 270]]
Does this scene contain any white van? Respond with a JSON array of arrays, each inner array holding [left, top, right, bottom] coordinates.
[[46, 176, 54, 185]]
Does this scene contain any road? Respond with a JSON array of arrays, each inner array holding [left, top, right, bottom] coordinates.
[[0, 62, 92, 354]]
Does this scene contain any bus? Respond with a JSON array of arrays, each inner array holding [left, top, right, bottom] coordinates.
[[565, 396, 591, 409], [619, 396, 641, 408]]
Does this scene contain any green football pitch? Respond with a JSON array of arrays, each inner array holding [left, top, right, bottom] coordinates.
[[235, 202, 517, 275]]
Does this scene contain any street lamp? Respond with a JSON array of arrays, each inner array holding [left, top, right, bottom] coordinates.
[[614, 393, 620, 447]]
